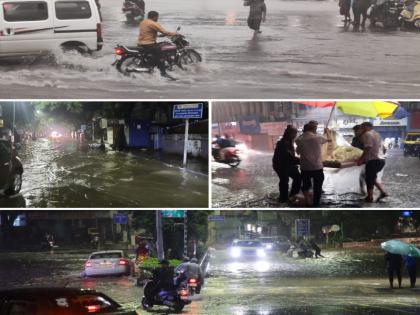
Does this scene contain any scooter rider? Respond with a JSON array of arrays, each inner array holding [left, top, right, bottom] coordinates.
[[175, 257, 204, 294], [138, 11, 177, 80], [212, 134, 235, 161], [143, 259, 175, 307]]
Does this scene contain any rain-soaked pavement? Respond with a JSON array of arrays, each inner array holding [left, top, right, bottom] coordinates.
[[0, 138, 208, 208], [1, 248, 419, 314], [212, 148, 420, 208], [1, 0, 420, 99]]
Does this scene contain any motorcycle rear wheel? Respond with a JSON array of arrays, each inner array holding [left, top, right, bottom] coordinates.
[[228, 156, 241, 168], [178, 49, 202, 70], [116, 56, 141, 75]]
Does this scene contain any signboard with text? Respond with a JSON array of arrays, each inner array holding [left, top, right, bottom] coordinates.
[[173, 103, 203, 119], [296, 219, 310, 237]]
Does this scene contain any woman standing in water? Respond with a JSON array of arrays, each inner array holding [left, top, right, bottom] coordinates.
[[272, 125, 301, 203], [247, 0, 267, 35]]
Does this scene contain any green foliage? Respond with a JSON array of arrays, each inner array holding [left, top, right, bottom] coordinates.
[[138, 257, 182, 270]]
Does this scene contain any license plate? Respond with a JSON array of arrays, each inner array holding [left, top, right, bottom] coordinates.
[[180, 295, 189, 300], [115, 55, 122, 60], [189, 283, 197, 287]]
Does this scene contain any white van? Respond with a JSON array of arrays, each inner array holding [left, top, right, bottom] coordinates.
[[0, 0, 103, 57]]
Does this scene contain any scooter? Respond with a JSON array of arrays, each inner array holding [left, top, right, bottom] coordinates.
[[141, 281, 191, 312], [212, 145, 241, 167], [400, 0, 420, 28]]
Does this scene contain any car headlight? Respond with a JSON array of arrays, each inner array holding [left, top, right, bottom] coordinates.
[[257, 248, 266, 258], [265, 244, 273, 250], [231, 247, 241, 258]]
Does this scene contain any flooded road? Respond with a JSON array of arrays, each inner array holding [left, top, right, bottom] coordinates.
[[0, 138, 208, 208], [1, 248, 419, 314], [1, 0, 420, 99], [212, 148, 420, 208]]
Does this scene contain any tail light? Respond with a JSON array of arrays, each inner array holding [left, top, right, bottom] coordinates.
[[114, 47, 124, 56], [86, 305, 101, 313], [96, 23, 102, 41], [188, 278, 198, 284], [85, 260, 92, 268], [118, 259, 128, 265], [179, 289, 188, 296]]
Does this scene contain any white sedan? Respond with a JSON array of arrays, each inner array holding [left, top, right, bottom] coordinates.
[[83, 250, 132, 277]]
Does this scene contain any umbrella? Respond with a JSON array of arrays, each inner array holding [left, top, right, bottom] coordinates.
[[381, 240, 420, 257], [296, 101, 401, 127]]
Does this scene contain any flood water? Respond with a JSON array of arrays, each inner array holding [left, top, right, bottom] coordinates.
[[0, 138, 208, 208], [1, 0, 420, 98], [212, 148, 420, 208], [1, 248, 419, 314]]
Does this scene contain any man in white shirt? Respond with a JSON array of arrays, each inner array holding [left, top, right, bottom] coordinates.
[[357, 122, 388, 203], [295, 121, 332, 207]]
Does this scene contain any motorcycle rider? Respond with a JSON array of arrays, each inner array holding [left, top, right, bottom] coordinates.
[[174, 257, 204, 294], [212, 134, 236, 161], [138, 11, 177, 80], [143, 259, 175, 307]]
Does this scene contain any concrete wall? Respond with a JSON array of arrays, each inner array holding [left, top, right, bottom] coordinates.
[[161, 133, 208, 159]]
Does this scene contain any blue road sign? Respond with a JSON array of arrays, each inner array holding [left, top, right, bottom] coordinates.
[[296, 219, 310, 237], [208, 215, 225, 222], [173, 103, 203, 119], [113, 213, 128, 225]]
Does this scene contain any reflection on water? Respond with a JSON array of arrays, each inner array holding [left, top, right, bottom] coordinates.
[[0, 138, 208, 208]]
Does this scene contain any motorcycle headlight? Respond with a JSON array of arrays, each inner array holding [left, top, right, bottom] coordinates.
[[231, 247, 241, 258], [257, 248, 266, 258]]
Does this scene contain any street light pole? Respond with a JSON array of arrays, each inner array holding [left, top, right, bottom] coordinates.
[[183, 119, 189, 166], [155, 210, 164, 260], [184, 211, 188, 258]]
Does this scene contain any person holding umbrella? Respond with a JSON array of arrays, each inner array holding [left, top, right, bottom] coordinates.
[[385, 252, 403, 289], [404, 254, 417, 288]]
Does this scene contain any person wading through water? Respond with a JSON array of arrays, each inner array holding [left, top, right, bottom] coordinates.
[[246, 0, 267, 35]]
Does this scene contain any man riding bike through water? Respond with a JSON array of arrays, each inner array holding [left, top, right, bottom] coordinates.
[[138, 11, 177, 80]]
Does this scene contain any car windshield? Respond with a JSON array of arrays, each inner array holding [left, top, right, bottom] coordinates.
[[90, 252, 122, 259], [235, 241, 263, 247]]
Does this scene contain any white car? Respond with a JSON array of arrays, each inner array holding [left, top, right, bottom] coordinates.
[[84, 250, 132, 277], [229, 240, 266, 259], [0, 0, 103, 57]]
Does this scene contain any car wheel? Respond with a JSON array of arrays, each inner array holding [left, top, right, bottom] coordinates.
[[5, 172, 22, 196]]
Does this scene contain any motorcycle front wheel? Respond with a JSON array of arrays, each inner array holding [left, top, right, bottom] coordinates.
[[116, 56, 141, 75], [178, 49, 202, 70]]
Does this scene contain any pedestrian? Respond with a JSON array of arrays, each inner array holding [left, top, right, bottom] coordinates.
[[295, 121, 332, 207], [310, 240, 324, 258], [385, 252, 402, 289], [247, 0, 267, 35], [339, 0, 352, 23], [357, 122, 389, 203], [352, 125, 366, 195], [404, 255, 417, 288], [272, 125, 301, 203]]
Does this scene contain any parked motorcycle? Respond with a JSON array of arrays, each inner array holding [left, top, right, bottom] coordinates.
[[400, 0, 420, 28], [113, 27, 201, 75], [369, 0, 402, 28], [122, 0, 144, 24], [212, 145, 241, 167], [141, 280, 191, 312]]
